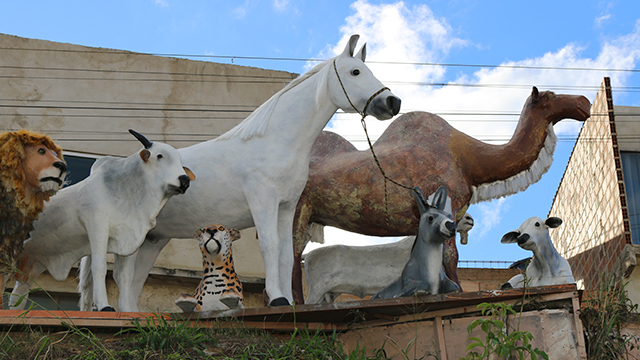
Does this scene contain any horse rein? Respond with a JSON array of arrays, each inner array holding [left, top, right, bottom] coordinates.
[[332, 59, 433, 228]]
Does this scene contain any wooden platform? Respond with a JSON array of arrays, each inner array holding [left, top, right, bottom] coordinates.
[[0, 284, 577, 331], [0, 285, 586, 359]]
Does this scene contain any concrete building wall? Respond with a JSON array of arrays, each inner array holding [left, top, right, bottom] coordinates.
[[615, 105, 640, 152], [548, 78, 630, 290], [0, 33, 297, 311]]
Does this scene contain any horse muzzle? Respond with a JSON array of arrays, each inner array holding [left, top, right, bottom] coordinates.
[[368, 93, 401, 120]]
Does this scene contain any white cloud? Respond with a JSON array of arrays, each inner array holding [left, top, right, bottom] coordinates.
[[155, 0, 168, 7], [324, 6, 640, 148], [273, 0, 289, 13], [305, 2, 640, 251], [233, 1, 256, 19], [473, 198, 509, 238], [595, 14, 612, 28]]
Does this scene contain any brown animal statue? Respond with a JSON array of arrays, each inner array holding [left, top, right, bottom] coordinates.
[[0, 130, 67, 308], [292, 87, 590, 304]]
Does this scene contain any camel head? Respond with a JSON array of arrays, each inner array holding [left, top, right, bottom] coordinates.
[[526, 86, 591, 126]]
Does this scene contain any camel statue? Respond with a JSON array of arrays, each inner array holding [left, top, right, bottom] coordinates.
[[292, 87, 590, 304]]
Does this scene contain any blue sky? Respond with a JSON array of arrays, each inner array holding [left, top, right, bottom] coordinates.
[[1, 1, 640, 265]]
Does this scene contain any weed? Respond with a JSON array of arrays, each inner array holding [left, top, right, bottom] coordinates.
[[460, 302, 549, 360], [115, 313, 214, 355], [580, 275, 639, 359]]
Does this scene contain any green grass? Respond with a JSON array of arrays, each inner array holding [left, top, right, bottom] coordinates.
[[0, 316, 391, 359]]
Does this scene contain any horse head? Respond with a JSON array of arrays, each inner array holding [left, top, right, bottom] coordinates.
[[328, 34, 401, 120]]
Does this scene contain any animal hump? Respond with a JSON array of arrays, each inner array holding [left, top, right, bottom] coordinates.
[[374, 111, 450, 145], [310, 131, 358, 160]]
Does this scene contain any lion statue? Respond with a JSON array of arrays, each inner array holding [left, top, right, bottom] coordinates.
[[0, 130, 67, 307]]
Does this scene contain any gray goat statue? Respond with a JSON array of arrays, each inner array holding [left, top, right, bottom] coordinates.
[[372, 186, 460, 299]]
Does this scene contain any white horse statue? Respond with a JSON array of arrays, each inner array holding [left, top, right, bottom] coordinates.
[[69, 34, 400, 309]]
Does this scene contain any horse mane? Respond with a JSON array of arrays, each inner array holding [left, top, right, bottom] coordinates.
[[218, 59, 333, 141]]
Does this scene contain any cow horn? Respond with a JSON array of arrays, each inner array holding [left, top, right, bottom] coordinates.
[[129, 129, 152, 149]]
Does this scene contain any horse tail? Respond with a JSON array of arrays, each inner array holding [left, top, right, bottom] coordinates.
[[77, 256, 93, 311]]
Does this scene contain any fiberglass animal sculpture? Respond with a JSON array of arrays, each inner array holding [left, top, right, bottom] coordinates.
[[10, 130, 194, 312], [100, 34, 400, 308], [175, 224, 244, 312], [501, 216, 574, 289], [0, 130, 66, 308], [303, 212, 473, 304], [291, 86, 590, 303], [372, 186, 459, 299]]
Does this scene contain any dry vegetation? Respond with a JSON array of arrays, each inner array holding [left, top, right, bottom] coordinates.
[[0, 318, 357, 360]]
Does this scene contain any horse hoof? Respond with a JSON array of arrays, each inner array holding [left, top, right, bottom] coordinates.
[[269, 297, 290, 307], [100, 306, 116, 312]]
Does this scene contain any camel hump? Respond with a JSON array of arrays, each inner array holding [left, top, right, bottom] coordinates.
[[310, 131, 358, 160], [376, 111, 450, 145]]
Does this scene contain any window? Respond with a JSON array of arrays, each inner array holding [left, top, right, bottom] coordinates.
[[62, 152, 100, 187], [621, 152, 640, 244]]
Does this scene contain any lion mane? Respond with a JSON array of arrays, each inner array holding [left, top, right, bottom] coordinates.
[[0, 130, 64, 274]]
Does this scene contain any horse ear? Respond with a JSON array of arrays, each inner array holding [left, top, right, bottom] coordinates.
[[501, 231, 520, 244], [413, 186, 428, 215], [139, 149, 150, 163], [531, 87, 539, 101], [545, 217, 562, 229], [355, 43, 366, 62], [342, 34, 360, 57], [433, 186, 448, 211]]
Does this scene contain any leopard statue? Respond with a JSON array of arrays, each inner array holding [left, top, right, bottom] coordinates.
[[175, 224, 244, 312]]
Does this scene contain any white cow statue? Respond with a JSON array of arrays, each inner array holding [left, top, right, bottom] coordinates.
[[10, 130, 195, 312], [501, 216, 574, 289], [304, 212, 473, 304]]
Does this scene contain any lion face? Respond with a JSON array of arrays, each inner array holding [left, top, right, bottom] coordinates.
[[22, 144, 67, 195]]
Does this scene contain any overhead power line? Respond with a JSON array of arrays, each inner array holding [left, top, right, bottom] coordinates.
[[1, 47, 638, 73], [1, 64, 639, 93]]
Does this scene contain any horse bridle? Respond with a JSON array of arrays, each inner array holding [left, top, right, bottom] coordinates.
[[332, 59, 435, 227]]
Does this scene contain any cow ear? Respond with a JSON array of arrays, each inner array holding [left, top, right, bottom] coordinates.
[[139, 149, 151, 163], [183, 166, 196, 181], [501, 231, 520, 244], [545, 217, 562, 228], [229, 228, 241, 241]]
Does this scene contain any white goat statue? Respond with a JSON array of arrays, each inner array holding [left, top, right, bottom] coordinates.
[[501, 216, 575, 289], [10, 130, 195, 312], [304, 212, 473, 304]]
